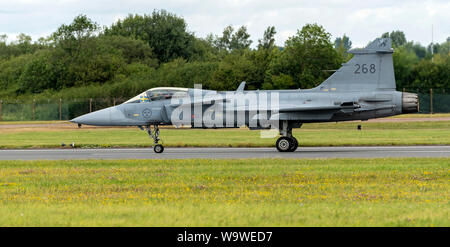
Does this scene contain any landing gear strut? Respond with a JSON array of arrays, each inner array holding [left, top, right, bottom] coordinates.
[[146, 125, 164, 153], [276, 121, 299, 152]]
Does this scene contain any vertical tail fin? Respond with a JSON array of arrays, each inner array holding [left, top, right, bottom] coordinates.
[[317, 38, 396, 92]]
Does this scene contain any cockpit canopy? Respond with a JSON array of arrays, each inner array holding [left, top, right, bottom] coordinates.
[[124, 87, 188, 104]]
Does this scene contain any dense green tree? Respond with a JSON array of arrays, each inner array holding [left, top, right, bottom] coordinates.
[[230, 26, 252, 50], [437, 39, 450, 55], [214, 26, 234, 52], [15, 33, 33, 53], [246, 26, 278, 89], [17, 49, 61, 93], [0, 34, 42, 60], [59, 36, 134, 88], [334, 34, 352, 61], [258, 26, 276, 50], [404, 42, 428, 59], [269, 23, 341, 89], [392, 46, 419, 90], [213, 25, 252, 52], [0, 54, 31, 91], [0, 34, 8, 60], [410, 54, 450, 89], [187, 37, 219, 62], [156, 59, 218, 89], [104, 10, 199, 63], [99, 35, 158, 67], [427, 39, 450, 56], [52, 14, 100, 56], [382, 30, 407, 47], [334, 34, 352, 50], [427, 43, 438, 56], [211, 51, 258, 90]]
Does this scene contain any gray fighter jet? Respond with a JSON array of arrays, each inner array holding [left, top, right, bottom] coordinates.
[[71, 38, 418, 153]]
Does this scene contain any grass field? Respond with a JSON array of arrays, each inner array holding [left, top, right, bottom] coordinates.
[[0, 158, 448, 226], [0, 120, 449, 148]]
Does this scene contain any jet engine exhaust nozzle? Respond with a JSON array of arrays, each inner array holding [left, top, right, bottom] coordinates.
[[402, 92, 419, 114]]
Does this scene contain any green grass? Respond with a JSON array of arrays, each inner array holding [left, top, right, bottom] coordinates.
[[0, 158, 448, 226], [0, 121, 449, 148]]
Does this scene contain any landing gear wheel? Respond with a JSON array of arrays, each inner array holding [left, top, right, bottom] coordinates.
[[276, 137, 292, 152], [154, 144, 164, 153], [289, 137, 298, 152], [145, 125, 164, 153]]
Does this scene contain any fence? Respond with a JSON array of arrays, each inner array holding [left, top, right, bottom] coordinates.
[[0, 89, 449, 121], [405, 88, 450, 114], [0, 98, 128, 121]]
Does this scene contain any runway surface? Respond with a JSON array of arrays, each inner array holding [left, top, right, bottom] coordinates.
[[0, 146, 449, 160]]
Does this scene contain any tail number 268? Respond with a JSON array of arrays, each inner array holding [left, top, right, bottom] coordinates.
[[354, 64, 376, 74]]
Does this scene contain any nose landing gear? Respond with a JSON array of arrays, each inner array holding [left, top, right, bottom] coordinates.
[[153, 144, 164, 153], [145, 125, 164, 153]]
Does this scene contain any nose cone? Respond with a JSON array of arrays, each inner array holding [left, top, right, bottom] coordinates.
[[70, 107, 112, 126]]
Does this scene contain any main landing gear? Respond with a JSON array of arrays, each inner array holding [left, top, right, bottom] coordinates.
[[276, 136, 298, 152], [145, 125, 164, 153], [275, 121, 299, 152]]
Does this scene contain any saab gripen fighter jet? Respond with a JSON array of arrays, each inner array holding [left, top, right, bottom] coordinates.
[[71, 38, 418, 153]]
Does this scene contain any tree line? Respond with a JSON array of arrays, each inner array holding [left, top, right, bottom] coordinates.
[[0, 10, 448, 100]]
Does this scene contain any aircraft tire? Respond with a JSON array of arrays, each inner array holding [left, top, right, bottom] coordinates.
[[154, 144, 164, 153], [276, 137, 292, 152], [289, 137, 298, 152]]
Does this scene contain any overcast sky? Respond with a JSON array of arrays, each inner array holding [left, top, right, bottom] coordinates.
[[1, 0, 448, 48]]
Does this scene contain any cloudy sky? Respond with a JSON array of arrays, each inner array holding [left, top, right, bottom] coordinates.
[[0, 0, 448, 48]]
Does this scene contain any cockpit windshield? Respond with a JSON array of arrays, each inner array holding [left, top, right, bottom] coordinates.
[[124, 87, 188, 104]]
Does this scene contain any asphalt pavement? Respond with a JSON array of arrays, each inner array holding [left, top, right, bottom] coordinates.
[[0, 146, 449, 160]]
